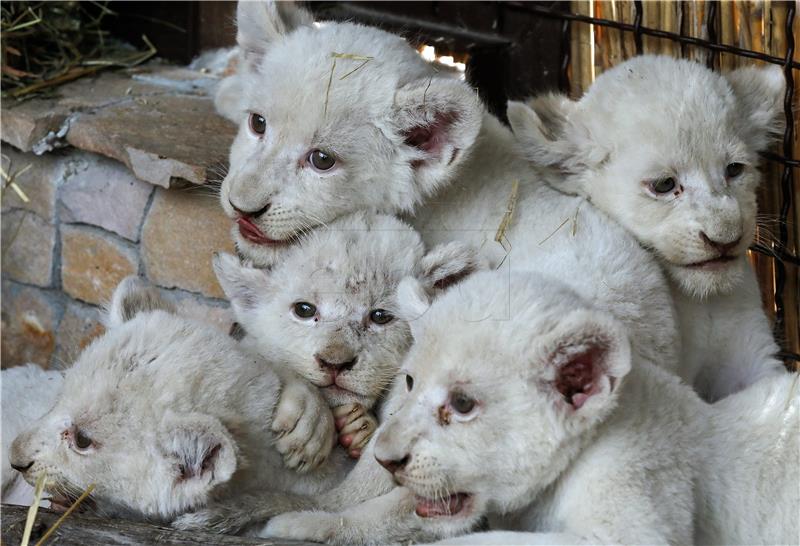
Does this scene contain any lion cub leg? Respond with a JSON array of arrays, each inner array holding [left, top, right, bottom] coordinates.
[[333, 403, 378, 459]]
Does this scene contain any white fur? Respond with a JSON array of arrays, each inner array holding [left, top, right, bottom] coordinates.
[[188, 212, 482, 531], [265, 272, 799, 545], [1, 364, 63, 507], [7, 278, 338, 527], [215, 212, 480, 413], [264, 271, 702, 545], [217, 1, 679, 383], [508, 55, 787, 400]]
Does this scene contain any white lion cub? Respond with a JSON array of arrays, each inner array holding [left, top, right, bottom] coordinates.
[[265, 270, 703, 545], [265, 271, 799, 546], [216, 1, 679, 384], [508, 55, 788, 400], [214, 211, 483, 459], [7, 277, 333, 524]]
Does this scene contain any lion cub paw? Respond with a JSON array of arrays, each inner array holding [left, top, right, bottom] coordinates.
[[333, 403, 377, 459], [262, 511, 342, 544], [272, 375, 335, 473]]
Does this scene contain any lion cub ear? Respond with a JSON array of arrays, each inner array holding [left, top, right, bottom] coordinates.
[[213, 252, 271, 315], [392, 77, 483, 197], [158, 413, 237, 500], [724, 65, 785, 151], [237, 0, 313, 70], [106, 276, 176, 328], [418, 241, 486, 293], [537, 310, 631, 418]]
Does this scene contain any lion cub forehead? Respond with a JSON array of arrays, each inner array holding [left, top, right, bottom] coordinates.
[[275, 213, 426, 283]]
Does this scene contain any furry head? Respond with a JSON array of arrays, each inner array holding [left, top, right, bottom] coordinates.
[[508, 55, 785, 297], [214, 212, 482, 410], [373, 271, 631, 533], [8, 278, 279, 521], [217, 1, 483, 266]]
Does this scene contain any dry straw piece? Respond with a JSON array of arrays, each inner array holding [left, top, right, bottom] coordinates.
[[34, 483, 96, 546], [1, 2, 156, 99], [323, 51, 374, 116], [495, 180, 520, 251], [20, 472, 48, 546]]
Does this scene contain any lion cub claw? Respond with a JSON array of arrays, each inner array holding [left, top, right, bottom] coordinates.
[[272, 373, 336, 473], [333, 403, 377, 459]]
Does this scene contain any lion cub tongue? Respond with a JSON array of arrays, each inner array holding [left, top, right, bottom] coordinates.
[[415, 493, 468, 517]]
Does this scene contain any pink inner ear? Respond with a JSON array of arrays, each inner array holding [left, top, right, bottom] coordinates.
[[403, 111, 459, 159], [554, 349, 604, 410]]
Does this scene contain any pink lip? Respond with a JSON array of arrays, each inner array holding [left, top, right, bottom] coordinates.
[[684, 255, 737, 271], [235, 217, 288, 246], [415, 493, 472, 518]]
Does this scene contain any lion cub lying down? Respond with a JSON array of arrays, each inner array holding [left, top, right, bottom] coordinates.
[[7, 278, 330, 523], [265, 270, 799, 545]]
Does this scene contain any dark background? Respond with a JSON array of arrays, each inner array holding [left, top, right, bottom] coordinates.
[[105, 1, 566, 120]]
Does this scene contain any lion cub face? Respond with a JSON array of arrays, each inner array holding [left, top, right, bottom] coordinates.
[[373, 272, 631, 532], [9, 280, 240, 521], [217, 2, 482, 267], [215, 212, 481, 409], [509, 55, 784, 297]]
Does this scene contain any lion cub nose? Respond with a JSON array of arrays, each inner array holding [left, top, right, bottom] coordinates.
[[376, 454, 410, 474], [228, 199, 271, 219], [315, 344, 358, 372], [700, 231, 741, 255], [10, 460, 34, 473], [315, 354, 358, 372]]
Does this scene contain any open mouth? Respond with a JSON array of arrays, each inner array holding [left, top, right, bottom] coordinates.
[[235, 217, 291, 246], [684, 255, 737, 271], [414, 493, 472, 518]]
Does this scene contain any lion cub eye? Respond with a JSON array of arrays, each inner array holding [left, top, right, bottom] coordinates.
[[649, 177, 676, 194], [450, 392, 476, 415], [249, 113, 266, 135], [308, 149, 336, 172], [293, 302, 317, 319], [369, 309, 394, 325], [74, 429, 93, 450], [725, 162, 745, 179], [405, 374, 414, 391]]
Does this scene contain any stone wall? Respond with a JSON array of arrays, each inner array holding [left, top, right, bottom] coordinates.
[[1, 61, 237, 369]]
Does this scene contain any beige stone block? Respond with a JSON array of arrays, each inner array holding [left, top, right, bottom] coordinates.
[[1, 281, 60, 369], [61, 225, 138, 305], [142, 188, 234, 298], [1, 209, 55, 287]]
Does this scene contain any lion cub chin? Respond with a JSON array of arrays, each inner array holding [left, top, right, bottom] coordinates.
[[508, 55, 788, 401], [214, 211, 483, 459], [7, 277, 333, 526]]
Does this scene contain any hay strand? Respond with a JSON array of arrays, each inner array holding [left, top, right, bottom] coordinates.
[[495, 180, 520, 249], [34, 483, 96, 546], [538, 217, 570, 246], [324, 52, 374, 116], [20, 473, 48, 546], [1, 162, 33, 202]]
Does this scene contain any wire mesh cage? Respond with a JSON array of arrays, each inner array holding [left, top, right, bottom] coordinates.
[[507, 0, 799, 367]]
